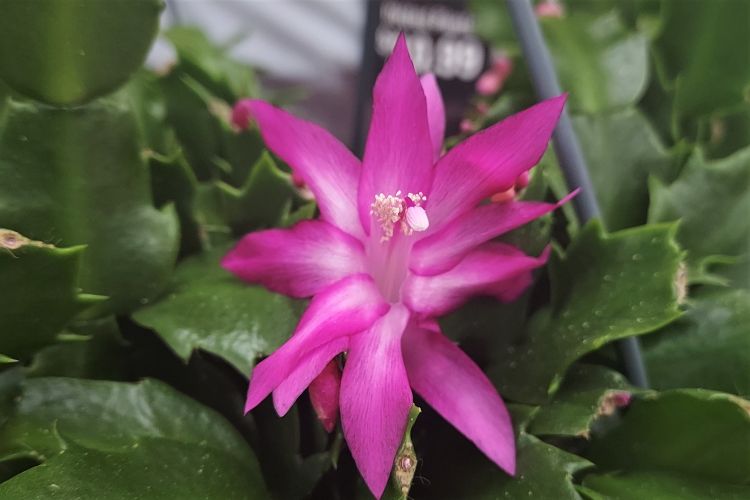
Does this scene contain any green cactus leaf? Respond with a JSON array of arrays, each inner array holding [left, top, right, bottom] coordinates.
[[123, 70, 172, 155], [216, 151, 298, 235], [219, 120, 266, 188], [281, 202, 317, 228], [165, 26, 259, 102], [0, 230, 100, 360], [573, 109, 673, 230], [648, 146, 750, 279], [192, 183, 235, 248], [581, 471, 749, 500], [587, 389, 750, 486], [159, 71, 264, 185], [0, 376, 268, 498], [0, 368, 22, 429], [251, 401, 331, 500], [0, 97, 179, 316], [27, 317, 130, 381], [132, 246, 299, 375], [543, 12, 649, 114], [160, 72, 225, 181], [655, 0, 750, 123], [488, 221, 683, 404], [147, 142, 205, 255], [644, 289, 750, 396], [413, 426, 591, 499], [0, 439, 268, 500], [528, 364, 635, 438], [0, 0, 163, 105], [702, 104, 750, 160]]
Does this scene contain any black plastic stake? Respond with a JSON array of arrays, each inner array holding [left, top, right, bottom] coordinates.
[[505, 0, 649, 388]]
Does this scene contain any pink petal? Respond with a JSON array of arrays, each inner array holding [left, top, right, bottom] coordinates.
[[357, 34, 434, 234], [402, 324, 515, 475], [488, 271, 535, 303], [340, 305, 413, 498], [420, 73, 446, 162], [403, 243, 550, 316], [222, 220, 367, 298], [246, 100, 363, 237], [308, 358, 343, 433], [427, 95, 566, 228], [411, 190, 577, 275], [272, 338, 347, 420], [245, 275, 388, 413]]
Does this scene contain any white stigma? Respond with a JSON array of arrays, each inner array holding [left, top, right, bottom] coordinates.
[[405, 206, 429, 232], [370, 191, 429, 241]]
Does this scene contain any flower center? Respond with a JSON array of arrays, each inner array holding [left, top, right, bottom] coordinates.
[[367, 191, 430, 302], [370, 191, 429, 242]]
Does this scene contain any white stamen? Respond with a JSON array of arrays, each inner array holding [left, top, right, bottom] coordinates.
[[407, 192, 427, 205], [405, 206, 429, 232], [371, 193, 404, 242]]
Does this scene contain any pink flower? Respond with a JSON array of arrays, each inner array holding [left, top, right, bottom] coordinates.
[[476, 52, 514, 96], [535, 0, 565, 18], [223, 34, 569, 498], [459, 117, 478, 133]]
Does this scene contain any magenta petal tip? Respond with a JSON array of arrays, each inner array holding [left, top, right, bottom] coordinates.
[[394, 31, 408, 51]]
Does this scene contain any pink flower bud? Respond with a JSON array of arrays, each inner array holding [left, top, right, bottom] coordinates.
[[475, 53, 514, 96], [598, 390, 633, 418], [491, 171, 531, 202], [308, 359, 341, 433], [460, 118, 477, 133], [490, 187, 516, 204], [610, 391, 632, 408], [493, 54, 514, 80], [476, 71, 504, 96], [231, 99, 254, 130], [535, 1, 565, 18], [515, 171, 530, 190]]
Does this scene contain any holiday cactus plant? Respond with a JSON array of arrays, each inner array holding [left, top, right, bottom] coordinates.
[[0, 0, 748, 499], [224, 35, 573, 496]]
